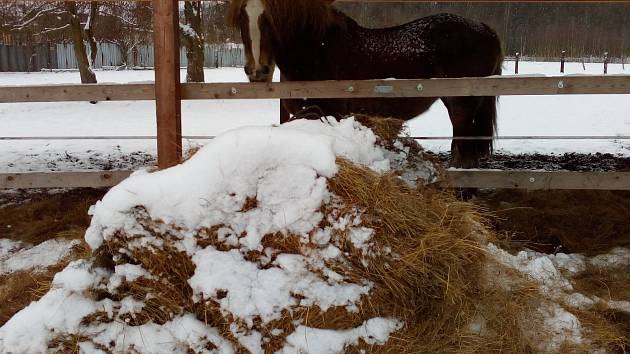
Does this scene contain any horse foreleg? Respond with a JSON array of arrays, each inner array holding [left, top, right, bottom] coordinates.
[[443, 97, 483, 169]]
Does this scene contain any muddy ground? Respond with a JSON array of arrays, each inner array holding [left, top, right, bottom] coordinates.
[[430, 152, 630, 172]]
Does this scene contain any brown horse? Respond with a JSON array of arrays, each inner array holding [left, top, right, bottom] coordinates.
[[228, 0, 503, 168]]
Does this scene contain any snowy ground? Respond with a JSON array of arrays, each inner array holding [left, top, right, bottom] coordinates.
[[0, 61, 629, 173]]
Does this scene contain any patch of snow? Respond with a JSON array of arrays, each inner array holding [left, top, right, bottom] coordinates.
[[88, 314, 235, 354], [179, 23, 200, 40], [0, 261, 234, 353], [280, 317, 402, 354], [348, 227, 374, 254], [189, 248, 371, 326], [606, 300, 630, 314], [0, 261, 105, 352], [485, 244, 574, 295], [0, 238, 80, 274], [589, 247, 630, 268], [536, 303, 584, 353], [0, 238, 24, 260]]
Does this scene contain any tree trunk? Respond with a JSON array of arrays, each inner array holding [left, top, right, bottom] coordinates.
[[182, 1, 205, 83], [65, 2, 96, 84], [85, 1, 99, 68]]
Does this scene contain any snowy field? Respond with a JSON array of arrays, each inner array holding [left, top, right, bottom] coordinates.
[[0, 61, 629, 172]]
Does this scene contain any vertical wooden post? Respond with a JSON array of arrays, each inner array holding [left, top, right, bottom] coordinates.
[[514, 52, 520, 74], [604, 52, 609, 74], [153, 0, 182, 169], [560, 50, 566, 73], [279, 73, 290, 123]]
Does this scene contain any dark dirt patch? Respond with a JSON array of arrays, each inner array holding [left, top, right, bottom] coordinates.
[[430, 152, 630, 172], [478, 189, 630, 255], [0, 188, 107, 245]]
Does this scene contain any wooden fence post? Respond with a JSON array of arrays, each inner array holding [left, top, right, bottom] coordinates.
[[280, 73, 290, 123], [560, 50, 566, 73], [515, 52, 519, 74], [153, 0, 182, 169], [604, 52, 609, 74]]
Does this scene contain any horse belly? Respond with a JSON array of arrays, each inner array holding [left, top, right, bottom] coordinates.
[[283, 97, 437, 121], [345, 97, 437, 120]]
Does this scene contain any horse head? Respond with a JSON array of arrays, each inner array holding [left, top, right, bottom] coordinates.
[[228, 0, 336, 82]]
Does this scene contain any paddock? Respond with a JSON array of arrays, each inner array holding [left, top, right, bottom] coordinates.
[[1, 0, 629, 191], [2, 2, 630, 352]]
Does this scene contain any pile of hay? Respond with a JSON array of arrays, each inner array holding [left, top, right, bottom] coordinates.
[[0, 117, 627, 353]]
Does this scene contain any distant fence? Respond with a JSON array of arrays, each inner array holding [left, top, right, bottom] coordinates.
[[0, 42, 245, 72], [0, 43, 54, 72]]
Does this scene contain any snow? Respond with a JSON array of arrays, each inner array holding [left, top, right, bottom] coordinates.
[[0, 61, 628, 174], [85, 118, 388, 250], [280, 318, 402, 354], [190, 248, 372, 325], [0, 238, 23, 259], [485, 243, 630, 351], [537, 303, 584, 352], [179, 23, 200, 40], [0, 238, 80, 274]]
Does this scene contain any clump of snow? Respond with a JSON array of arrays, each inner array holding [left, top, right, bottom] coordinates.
[[535, 303, 584, 352], [280, 318, 402, 354], [589, 247, 630, 268], [0, 238, 80, 274], [385, 139, 440, 186], [0, 238, 24, 259], [85, 118, 389, 252]]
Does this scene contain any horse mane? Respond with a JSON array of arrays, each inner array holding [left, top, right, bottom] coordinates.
[[227, 0, 340, 41]]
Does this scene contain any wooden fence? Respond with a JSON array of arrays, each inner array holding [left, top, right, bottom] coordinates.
[[1, 75, 630, 190], [1, 0, 629, 191]]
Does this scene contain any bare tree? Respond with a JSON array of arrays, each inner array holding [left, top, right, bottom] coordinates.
[[64, 1, 96, 83], [98, 2, 152, 68], [4, 1, 99, 82], [181, 1, 205, 82]]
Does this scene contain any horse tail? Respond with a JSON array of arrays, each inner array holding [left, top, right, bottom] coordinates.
[[472, 95, 497, 158], [473, 62, 501, 158]]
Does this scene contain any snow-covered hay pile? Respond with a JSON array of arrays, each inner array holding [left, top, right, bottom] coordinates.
[[0, 118, 628, 353]]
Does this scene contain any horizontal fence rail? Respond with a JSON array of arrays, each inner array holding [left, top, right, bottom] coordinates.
[[2, 170, 630, 190], [2, 75, 630, 103], [0, 171, 132, 189], [441, 170, 630, 190]]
